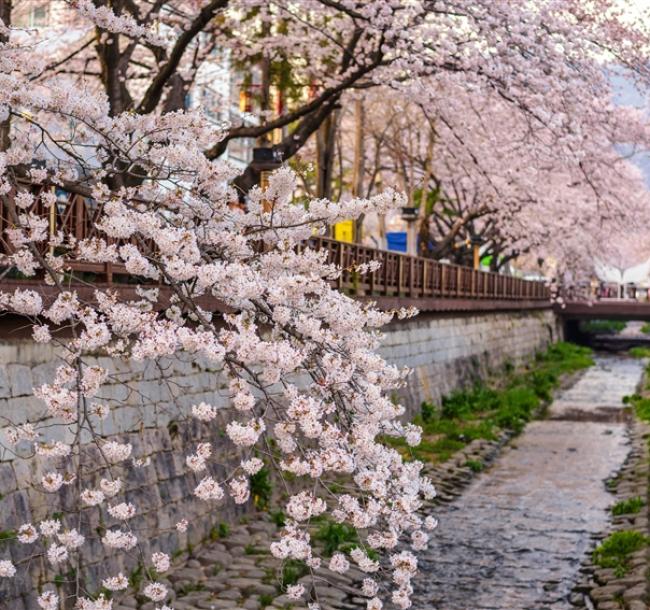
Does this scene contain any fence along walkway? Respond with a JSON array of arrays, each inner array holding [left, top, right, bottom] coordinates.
[[0, 186, 550, 308], [308, 237, 549, 304]]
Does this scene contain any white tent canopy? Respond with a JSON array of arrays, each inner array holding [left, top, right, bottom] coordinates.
[[595, 256, 650, 286]]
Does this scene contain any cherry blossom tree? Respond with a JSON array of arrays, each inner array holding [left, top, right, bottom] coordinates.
[[334, 79, 650, 274], [0, 7, 435, 609], [16, 0, 650, 196], [3, 2, 650, 609]]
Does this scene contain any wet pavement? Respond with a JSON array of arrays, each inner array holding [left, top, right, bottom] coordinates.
[[589, 320, 650, 352], [413, 356, 645, 610]]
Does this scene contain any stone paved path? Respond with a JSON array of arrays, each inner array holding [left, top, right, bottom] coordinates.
[[412, 356, 644, 610], [617, 321, 646, 339]]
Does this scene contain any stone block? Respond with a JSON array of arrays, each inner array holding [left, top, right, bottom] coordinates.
[[112, 405, 144, 432], [31, 361, 59, 389], [0, 462, 18, 494], [7, 489, 33, 528], [97, 382, 129, 403], [14, 341, 58, 365], [623, 583, 646, 602], [590, 584, 625, 602], [129, 380, 160, 404], [7, 365, 32, 397], [0, 366, 10, 399], [0, 396, 43, 426], [38, 419, 76, 445]]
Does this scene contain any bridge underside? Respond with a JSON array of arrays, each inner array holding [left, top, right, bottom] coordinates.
[[558, 301, 650, 321]]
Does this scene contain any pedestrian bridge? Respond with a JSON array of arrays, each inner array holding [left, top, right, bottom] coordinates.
[[557, 300, 650, 321]]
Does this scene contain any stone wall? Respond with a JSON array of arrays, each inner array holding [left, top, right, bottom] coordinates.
[[379, 309, 562, 413], [0, 342, 247, 609], [0, 307, 559, 607]]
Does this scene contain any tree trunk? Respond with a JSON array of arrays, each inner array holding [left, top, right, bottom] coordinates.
[[316, 110, 338, 200], [233, 97, 342, 197], [417, 134, 435, 255], [376, 173, 386, 249], [0, 0, 11, 151], [162, 73, 190, 113], [257, 22, 273, 147], [352, 99, 365, 242], [95, 28, 133, 116]]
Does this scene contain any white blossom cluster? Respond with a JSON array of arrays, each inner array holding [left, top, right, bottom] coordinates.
[[3, 0, 650, 607], [0, 146, 426, 606]]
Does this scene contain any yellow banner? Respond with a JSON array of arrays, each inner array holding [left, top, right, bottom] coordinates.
[[334, 220, 354, 243]]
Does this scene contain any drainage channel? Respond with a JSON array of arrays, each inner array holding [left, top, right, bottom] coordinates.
[[412, 356, 644, 610]]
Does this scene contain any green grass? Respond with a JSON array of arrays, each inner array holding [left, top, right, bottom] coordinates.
[[534, 341, 594, 372], [593, 530, 649, 576], [465, 460, 484, 472], [623, 360, 650, 425], [440, 385, 500, 419], [629, 347, 650, 359], [208, 522, 230, 541], [624, 360, 650, 413], [580, 319, 627, 335], [386, 342, 593, 465], [250, 467, 273, 510], [312, 519, 358, 556], [634, 396, 650, 421], [175, 582, 206, 596], [245, 544, 269, 555], [641, 323, 650, 335], [622, 393, 650, 422], [128, 563, 144, 592], [270, 510, 286, 527], [612, 497, 645, 516], [493, 386, 539, 433], [280, 559, 309, 589]]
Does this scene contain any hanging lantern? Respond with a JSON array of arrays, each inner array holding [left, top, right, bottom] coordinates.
[[239, 88, 252, 113]]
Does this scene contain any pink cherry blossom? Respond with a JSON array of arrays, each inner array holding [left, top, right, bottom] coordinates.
[[1, 4, 650, 607]]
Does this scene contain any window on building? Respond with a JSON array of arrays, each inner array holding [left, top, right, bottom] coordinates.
[[15, 3, 49, 27], [31, 6, 47, 26]]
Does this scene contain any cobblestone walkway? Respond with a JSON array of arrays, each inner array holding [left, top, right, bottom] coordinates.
[[116, 357, 645, 610], [412, 356, 644, 610], [114, 423, 513, 610]]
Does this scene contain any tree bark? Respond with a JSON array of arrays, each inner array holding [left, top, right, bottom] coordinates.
[[352, 98, 365, 242], [136, 0, 230, 114], [316, 109, 339, 200], [0, 0, 11, 151], [161, 73, 190, 113], [257, 21, 273, 147], [417, 134, 435, 255]]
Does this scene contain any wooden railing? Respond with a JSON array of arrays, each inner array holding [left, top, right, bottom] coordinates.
[[0, 184, 122, 281], [307, 237, 550, 302], [0, 186, 550, 304]]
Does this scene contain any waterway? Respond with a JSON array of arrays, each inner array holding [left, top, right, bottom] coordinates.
[[413, 355, 644, 610]]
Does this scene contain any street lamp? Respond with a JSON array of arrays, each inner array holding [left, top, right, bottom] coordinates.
[[400, 206, 419, 256], [251, 147, 282, 212], [470, 235, 483, 270]]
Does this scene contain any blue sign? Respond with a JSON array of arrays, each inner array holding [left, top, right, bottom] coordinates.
[[386, 231, 407, 253]]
